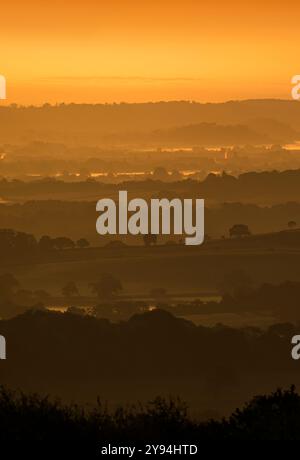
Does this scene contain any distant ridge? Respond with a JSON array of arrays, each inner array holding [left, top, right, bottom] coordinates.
[[0, 99, 299, 144]]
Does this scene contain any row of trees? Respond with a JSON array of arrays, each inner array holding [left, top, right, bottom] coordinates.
[[0, 272, 123, 305], [229, 221, 299, 238], [0, 229, 90, 254], [62, 274, 123, 299], [0, 271, 170, 314], [39, 236, 90, 251], [2, 223, 299, 255]]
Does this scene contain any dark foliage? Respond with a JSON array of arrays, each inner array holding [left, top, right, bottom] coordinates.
[[0, 386, 299, 440]]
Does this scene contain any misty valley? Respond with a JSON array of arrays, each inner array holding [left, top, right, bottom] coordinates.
[[2, 0, 300, 442], [1, 101, 300, 440]]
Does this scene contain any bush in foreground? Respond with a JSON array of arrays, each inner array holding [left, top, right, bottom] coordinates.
[[0, 386, 299, 440]]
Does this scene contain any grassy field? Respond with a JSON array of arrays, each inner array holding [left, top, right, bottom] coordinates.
[[2, 244, 300, 297]]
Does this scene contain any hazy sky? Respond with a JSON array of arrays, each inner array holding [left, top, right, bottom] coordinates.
[[1, 0, 299, 104]]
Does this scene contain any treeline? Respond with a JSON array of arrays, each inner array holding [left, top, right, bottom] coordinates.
[[0, 309, 298, 391], [216, 281, 300, 321], [3, 169, 300, 203], [0, 100, 300, 140], [0, 272, 124, 319], [0, 229, 90, 256], [1, 200, 300, 243], [0, 385, 299, 440], [158, 281, 300, 322], [2, 274, 300, 322], [89, 280, 300, 322]]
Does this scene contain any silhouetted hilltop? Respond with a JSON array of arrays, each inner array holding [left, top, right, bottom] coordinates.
[[0, 308, 298, 413]]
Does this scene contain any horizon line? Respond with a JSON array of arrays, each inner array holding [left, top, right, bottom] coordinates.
[[0, 98, 296, 108]]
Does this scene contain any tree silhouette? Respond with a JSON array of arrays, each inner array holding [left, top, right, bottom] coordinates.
[[89, 273, 123, 299], [152, 166, 169, 181], [0, 273, 19, 301], [288, 221, 297, 229], [38, 235, 54, 251], [14, 232, 37, 255], [0, 229, 37, 255], [143, 234, 158, 246], [76, 238, 90, 249], [53, 237, 75, 250], [229, 224, 251, 238]]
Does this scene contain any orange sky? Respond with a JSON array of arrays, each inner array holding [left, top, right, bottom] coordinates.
[[0, 0, 299, 104]]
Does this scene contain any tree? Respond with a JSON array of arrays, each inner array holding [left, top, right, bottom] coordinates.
[[152, 167, 169, 181], [62, 282, 79, 298], [224, 386, 300, 440], [229, 224, 251, 238], [143, 234, 158, 247], [0, 273, 19, 301], [288, 221, 297, 229], [53, 237, 75, 250], [39, 235, 54, 251], [89, 274, 122, 300], [170, 169, 183, 182], [0, 229, 15, 254], [14, 232, 37, 254], [0, 229, 37, 255], [76, 238, 90, 249]]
